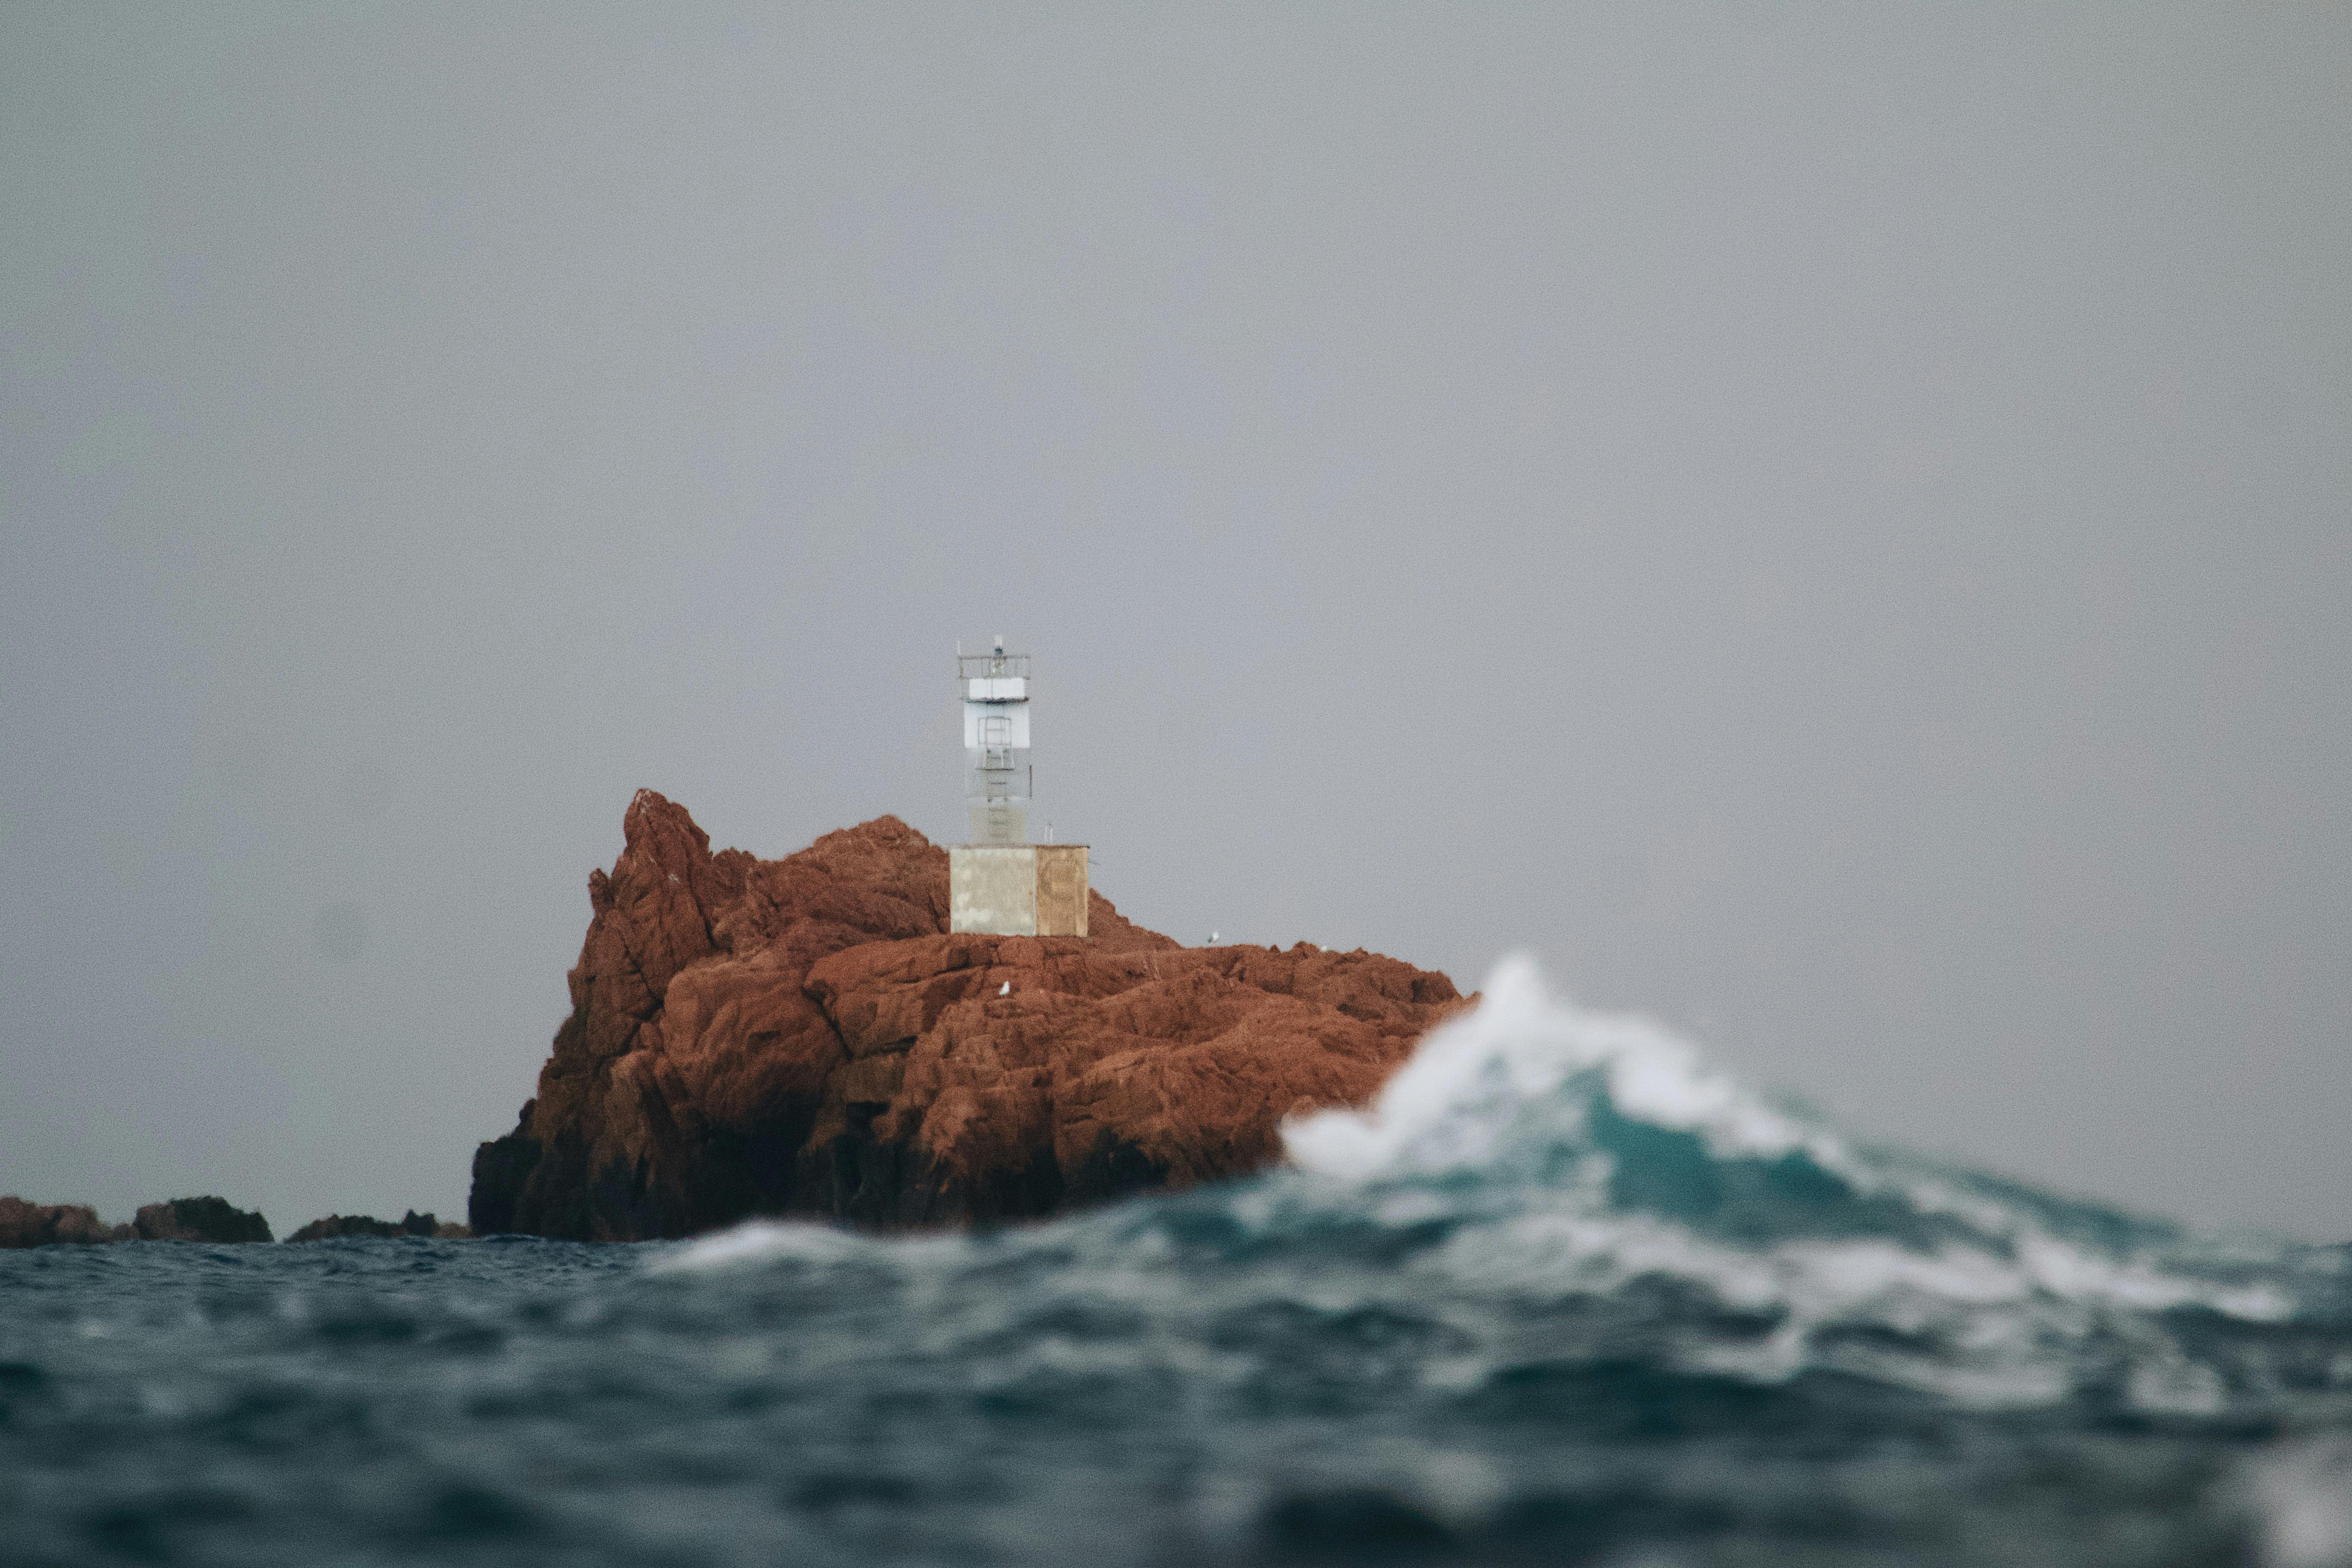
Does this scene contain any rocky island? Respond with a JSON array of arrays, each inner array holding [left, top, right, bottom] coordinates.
[[470, 791, 1464, 1240], [0, 1195, 273, 1247]]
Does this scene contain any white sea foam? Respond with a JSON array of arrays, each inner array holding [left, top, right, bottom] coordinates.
[[1280, 954, 2299, 1405], [1283, 954, 1854, 1183], [2248, 1436, 2352, 1568], [650, 1219, 879, 1274]]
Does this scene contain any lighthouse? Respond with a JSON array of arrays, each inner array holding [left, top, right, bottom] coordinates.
[[949, 638, 1088, 937], [961, 636, 1031, 844]]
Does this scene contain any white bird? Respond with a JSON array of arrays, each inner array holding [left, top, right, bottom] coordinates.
[[1208, 931, 1220, 945], [998, 980, 1011, 996]]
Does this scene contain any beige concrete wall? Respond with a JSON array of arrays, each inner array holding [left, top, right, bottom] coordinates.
[[1035, 845, 1089, 937], [949, 845, 1036, 935], [948, 843, 1091, 936]]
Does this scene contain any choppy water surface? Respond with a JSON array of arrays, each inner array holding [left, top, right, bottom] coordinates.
[[8, 960, 2352, 1567]]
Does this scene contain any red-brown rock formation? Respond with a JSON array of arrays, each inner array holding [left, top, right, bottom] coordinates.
[[0, 1195, 273, 1247], [0, 1198, 126, 1247], [471, 791, 1464, 1239]]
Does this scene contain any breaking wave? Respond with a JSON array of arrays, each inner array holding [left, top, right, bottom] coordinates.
[[1277, 956, 2304, 1408], [671, 957, 2337, 1418], [11, 958, 2352, 1566]]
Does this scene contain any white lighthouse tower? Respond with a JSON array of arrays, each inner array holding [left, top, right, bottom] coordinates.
[[961, 636, 1031, 844], [948, 638, 1088, 937]]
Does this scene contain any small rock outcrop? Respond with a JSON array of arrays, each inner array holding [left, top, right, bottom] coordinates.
[[472, 792, 1465, 1240], [132, 1196, 273, 1243], [288, 1211, 469, 1241], [0, 1197, 129, 1247], [3, 1195, 274, 1247]]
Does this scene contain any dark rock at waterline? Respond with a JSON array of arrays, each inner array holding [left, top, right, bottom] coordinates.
[[1, 1194, 273, 1246], [288, 1210, 469, 1241], [0, 1197, 129, 1247], [471, 791, 1467, 1241], [132, 1196, 273, 1243]]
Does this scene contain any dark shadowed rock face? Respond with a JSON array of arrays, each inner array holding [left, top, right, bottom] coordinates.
[[2, 1196, 273, 1246], [0, 1198, 128, 1247], [472, 791, 1466, 1240], [288, 1211, 469, 1242], [133, 1197, 273, 1243]]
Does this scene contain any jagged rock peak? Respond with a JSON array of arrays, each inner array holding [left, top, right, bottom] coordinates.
[[472, 794, 1462, 1241]]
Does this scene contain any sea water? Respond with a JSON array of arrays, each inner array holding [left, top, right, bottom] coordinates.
[[6, 958, 2351, 1566]]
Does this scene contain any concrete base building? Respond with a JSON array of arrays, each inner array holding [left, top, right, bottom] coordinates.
[[948, 843, 1089, 937]]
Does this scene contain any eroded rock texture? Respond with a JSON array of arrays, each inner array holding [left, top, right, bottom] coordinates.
[[471, 791, 1463, 1240]]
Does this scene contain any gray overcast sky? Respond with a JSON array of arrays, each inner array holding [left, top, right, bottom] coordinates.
[[3, 4, 2347, 1238]]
